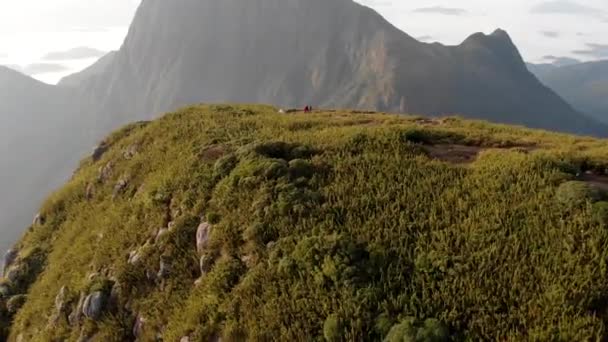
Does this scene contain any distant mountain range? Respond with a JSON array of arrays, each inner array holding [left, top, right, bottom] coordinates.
[[528, 60, 608, 124], [1, 0, 607, 251]]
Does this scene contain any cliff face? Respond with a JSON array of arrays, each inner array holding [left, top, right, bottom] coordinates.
[[80, 0, 602, 135]]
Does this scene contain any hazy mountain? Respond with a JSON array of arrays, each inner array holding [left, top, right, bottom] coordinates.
[[78, 0, 604, 136], [528, 60, 608, 124], [0, 67, 88, 252], [58, 51, 117, 87]]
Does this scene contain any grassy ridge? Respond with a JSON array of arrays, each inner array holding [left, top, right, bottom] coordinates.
[[3, 104, 608, 341]]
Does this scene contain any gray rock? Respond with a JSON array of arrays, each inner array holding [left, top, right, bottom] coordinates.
[[6, 294, 27, 314], [133, 313, 147, 339], [123, 144, 139, 160], [85, 183, 95, 200], [196, 222, 212, 254], [2, 249, 18, 277], [155, 227, 169, 243], [55, 285, 68, 312], [128, 250, 142, 265], [157, 256, 171, 279], [199, 255, 213, 276], [69, 293, 85, 326], [146, 269, 157, 283], [112, 178, 129, 199], [92, 143, 108, 161], [82, 291, 107, 320], [33, 213, 44, 225], [0, 282, 12, 297], [98, 162, 113, 183]]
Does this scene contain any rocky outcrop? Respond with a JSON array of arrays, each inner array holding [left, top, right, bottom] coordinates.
[[82, 291, 108, 320], [92, 143, 108, 161], [196, 222, 212, 255], [2, 249, 18, 277], [69, 293, 85, 326]]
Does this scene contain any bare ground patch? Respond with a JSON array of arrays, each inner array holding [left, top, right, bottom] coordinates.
[[423, 144, 537, 164], [580, 172, 608, 192]]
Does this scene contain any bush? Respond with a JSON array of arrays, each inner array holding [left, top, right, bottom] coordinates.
[[385, 318, 449, 342], [592, 201, 608, 225], [213, 154, 239, 179], [323, 314, 342, 342], [556, 181, 602, 207]]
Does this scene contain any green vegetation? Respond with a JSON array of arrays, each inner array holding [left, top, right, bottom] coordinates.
[[3, 104, 608, 341]]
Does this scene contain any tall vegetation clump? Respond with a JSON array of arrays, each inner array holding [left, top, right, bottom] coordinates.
[[3, 104, 608, 341]]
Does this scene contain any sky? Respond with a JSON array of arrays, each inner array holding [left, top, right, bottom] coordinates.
[[0, 0, 606, 84]]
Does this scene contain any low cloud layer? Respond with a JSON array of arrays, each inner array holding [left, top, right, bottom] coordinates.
[[43, 47, 106, 61], [541, 55, 581, 66], [9, 63, 69, 75], [573, 43, 608, 58], [413, 6, 467, 16]]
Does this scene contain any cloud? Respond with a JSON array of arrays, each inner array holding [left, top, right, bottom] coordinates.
[[43, 47, 107, 61], [541, 55, 581, 66], [413, 6, 467, 16], [14, 63, 70, 75], [416, 35, 434, 42], [540, 31, 560, 38], [572, 43, 608, 58], [531, 1, 604, 18]]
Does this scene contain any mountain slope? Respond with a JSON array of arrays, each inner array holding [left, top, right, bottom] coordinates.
[[529, 60, 608, 124], [80, 0, 604, 136], [58, 51, 117, 87], [4, 105, 608, 341], [0, 67, 88, 253]]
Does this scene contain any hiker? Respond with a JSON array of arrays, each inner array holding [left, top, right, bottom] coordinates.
[[304, 106, 310, 113]]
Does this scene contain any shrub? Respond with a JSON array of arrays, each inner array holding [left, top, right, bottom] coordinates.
[[385, 318, 449, 342], [213, 154, 239, 179], [592, 201, 608, 225], [556, 181, 602, 207], [323, 314, 342, 342]]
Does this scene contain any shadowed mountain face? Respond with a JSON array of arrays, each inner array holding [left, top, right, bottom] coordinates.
[[0, 67, 87, 252], [0, 0, 607, 251], [81, 0, 605, 135], [528, 60, 608, 124]]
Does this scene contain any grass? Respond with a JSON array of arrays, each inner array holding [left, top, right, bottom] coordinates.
[[3, 104, 608, 341]]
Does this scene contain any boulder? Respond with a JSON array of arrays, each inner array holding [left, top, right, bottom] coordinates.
[[55, 285, 68, 313], [82, 291, 107, 320], [92, 143, 108, 161], [85, 183, 95, 200], [6, 294, 26, 314], [133, 314, 147, 339], [157, 256, 171, 279], [145, 269, 157, 283], [2, 249, 18, 277], [180, 337, 190, 342], [98, 162, 113, 183], [69, 293, 85, 326], [128, 250, 142, 265], [155, 227, 169, 243], [33, 213, 44, 226], [112, 178, 129, 199], [199, 255, 213, 276], [123, 144, 139, 160], [196, 222, 212, 254], [0, 282, 11, 297]]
